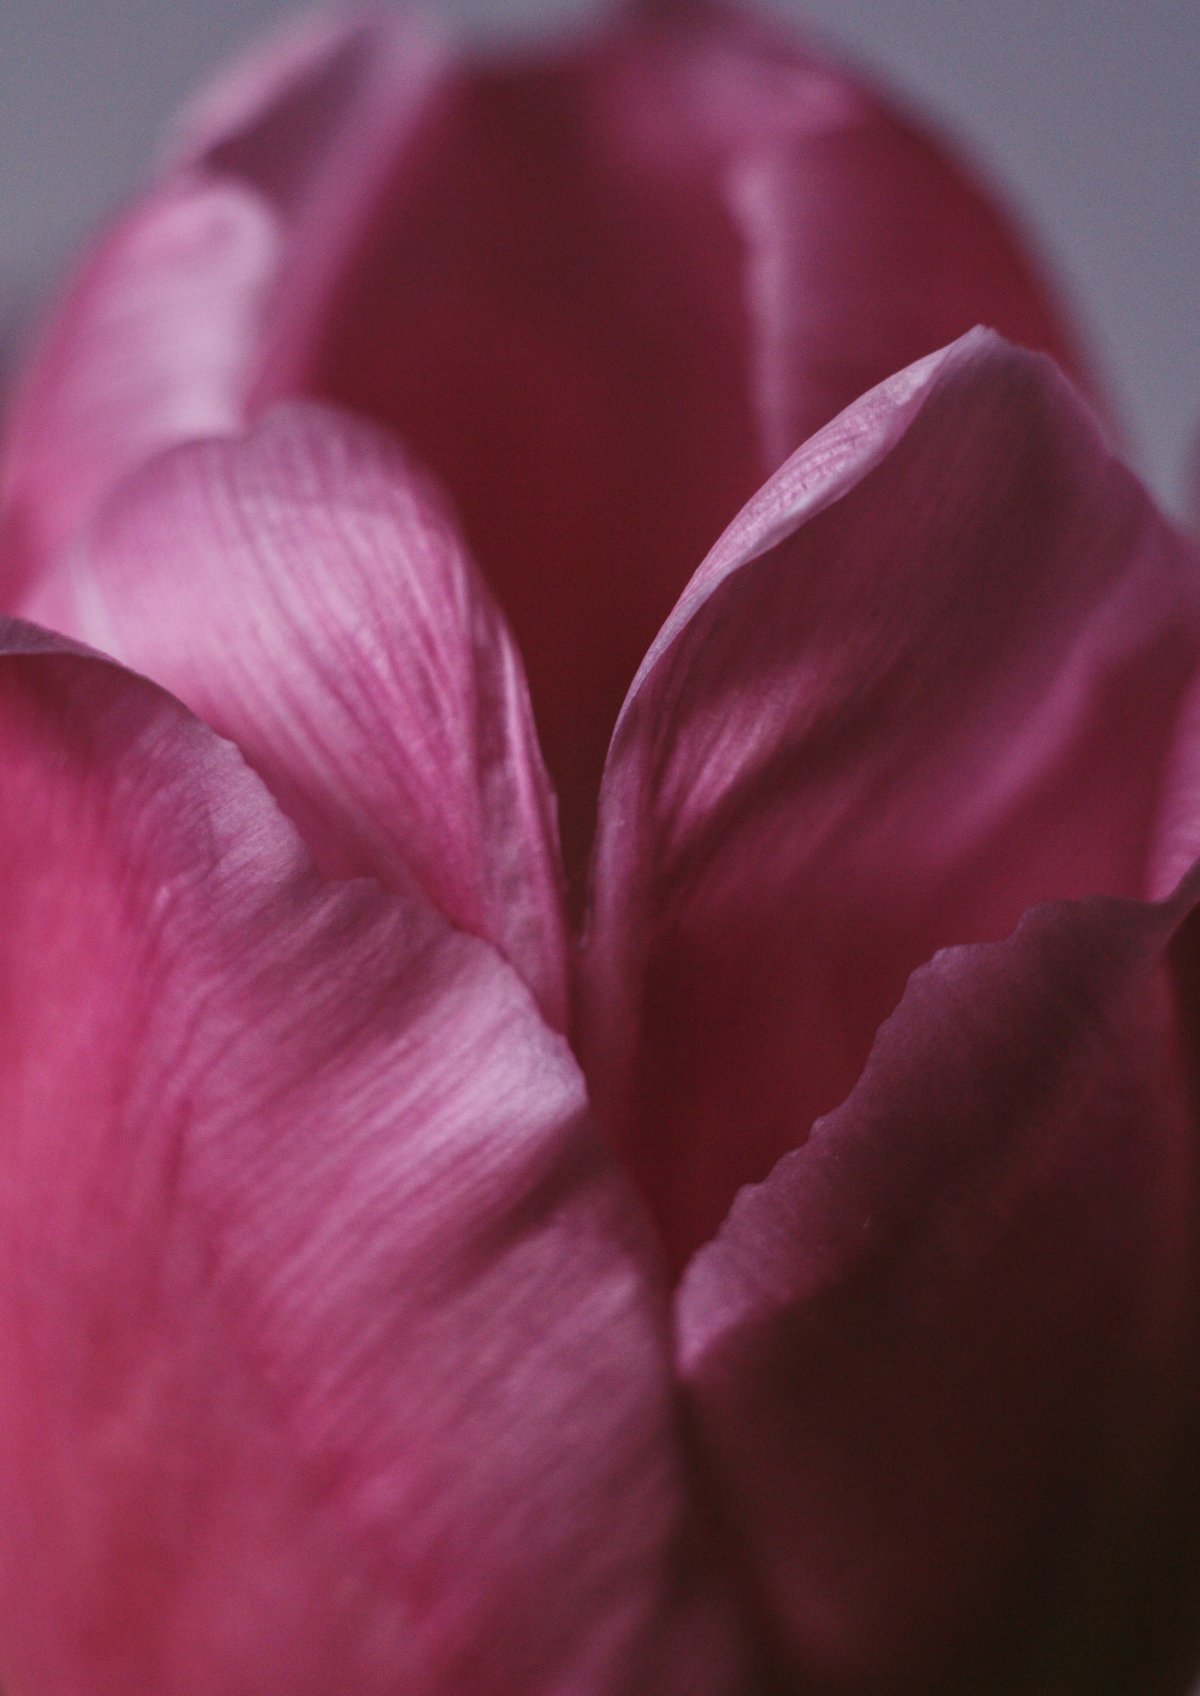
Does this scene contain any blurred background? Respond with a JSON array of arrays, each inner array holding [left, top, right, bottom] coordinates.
[[1, 0, 1196, 511]]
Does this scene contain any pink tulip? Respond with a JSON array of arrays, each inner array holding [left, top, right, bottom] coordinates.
[[1, 4, 1198, 1693]]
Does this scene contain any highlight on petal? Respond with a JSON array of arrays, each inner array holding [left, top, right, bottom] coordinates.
[[678, 875, 1200, 1694], [1, 2, 1088, 879], [583, 330, 1200, 1271], [0, 9, 447, 603], [0, 627, 750, 1696], [286, 0, 1092, 877], [0, 177, 279, 601], [27, 403, 570, 1029], [725, 74, 1088, 470]]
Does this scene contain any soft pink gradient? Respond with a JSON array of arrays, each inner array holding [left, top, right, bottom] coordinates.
[[2, 4, 1200, 1693], [2, 1, 1084, 879]]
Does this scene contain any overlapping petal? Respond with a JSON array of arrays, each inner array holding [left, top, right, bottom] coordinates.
[[0, 177, 279, 604], [1, 1, 1089, 878], [0, 627, 750, 1696], [0, 9, 446, 601], [584, 330, 1200, 1269], [24, 403, 569, 1026], [679, 877, 1200, 1694]]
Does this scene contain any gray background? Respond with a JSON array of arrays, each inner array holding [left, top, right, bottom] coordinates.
[[1, 0, 1196, 512]]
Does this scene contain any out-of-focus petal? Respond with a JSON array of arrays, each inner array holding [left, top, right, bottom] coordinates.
[[584, 330, 1200, 1270], [0, 178, 279, 599], [678, 876, 1200, 1693], [25, 405, 569, 1028], [1, 3, 1087, 880], [729, 104, 1087, 470], [166, 10, 396, 175], [176, 10, 450, 408], [0, 627, 752, 1696], [0, 11, 447, 605], [293, 1, 1090, 877]]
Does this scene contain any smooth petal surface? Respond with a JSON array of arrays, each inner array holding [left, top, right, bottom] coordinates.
[[293, 1, 1089, 875], [729, 96, 1086, 470], [0, 628, 751, 1696], [0, 177, 279, 603], [0, 9, 446, 603], [584, 330, 1200, 1270], [25, 403, 569, 1027], [1, 2, 1087, 879], [678, 877, 1200, 1694]]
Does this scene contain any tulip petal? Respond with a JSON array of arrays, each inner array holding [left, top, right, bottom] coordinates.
[[0, 11, 447, 603], [584, 330, 1200, 1269], [0, 176, 279, 598], [678, 876, 1200, 1693], [167, 11, 399, 177], [28, 404, 569, 1028], [0, 628, 750, 1696], [291, 2, 1089, 877], [1, 4, 1087, 882], [730, 111, 1086, 470]]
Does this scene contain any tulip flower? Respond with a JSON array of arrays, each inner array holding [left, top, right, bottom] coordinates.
[[1, 4, 1198, 1694]]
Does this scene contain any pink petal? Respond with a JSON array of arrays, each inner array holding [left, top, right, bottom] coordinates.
[[293, 2, 1090, 877], [0, 11, 446, 602], [25, 404, 569, 1029], [583, 330, 1200, 1271], [2, 4, 1087, 882], [166, 11, 406, 176], [0, 176, 279, 600], [677, 875, 1200, 1693], [0, 626, 752, 1696], [174, 10, 450, 411], [724, 52, 1089, 471]]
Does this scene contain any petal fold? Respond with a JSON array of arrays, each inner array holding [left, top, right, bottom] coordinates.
[[0, 626, 750, 1696], [678, 875, 1200, 1693], [29, 405, 569, 1028], [584, 330, 1200, 1269]]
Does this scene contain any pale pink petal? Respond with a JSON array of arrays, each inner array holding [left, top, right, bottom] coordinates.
[[0, 627, 752, 1696], [0, 177, 279, 599], [165, 10, 394, 175], [2, 4, 1087, 881], [0, 11, 446, 602], [25, 405, 569, 1029], [178, 11, 450, 410], [678, 875, 1200, 1693], [584, 330, 1200, 1270]]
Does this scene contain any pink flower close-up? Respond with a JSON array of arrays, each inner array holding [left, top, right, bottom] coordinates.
[[2, 2, 1200, 1691]]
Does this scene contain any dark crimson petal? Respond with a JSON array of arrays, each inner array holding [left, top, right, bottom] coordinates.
[[679, 875, 1200, 1694]]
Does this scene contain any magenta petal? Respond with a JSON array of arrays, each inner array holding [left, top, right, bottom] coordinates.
[[174, 10, 450, 409], [0, 627, 750, 1696], [0, 11, 446, 604], [2, 3, 1088, 881], [726, 71, 1089, 469], [678, 876, 1200, 1693], [584, 331, 1200, 1269], [0, 177, 278, 598], [292, 2, 1089, 875], [27, 404, 569, 1028], [166, 12, 412, 176]]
